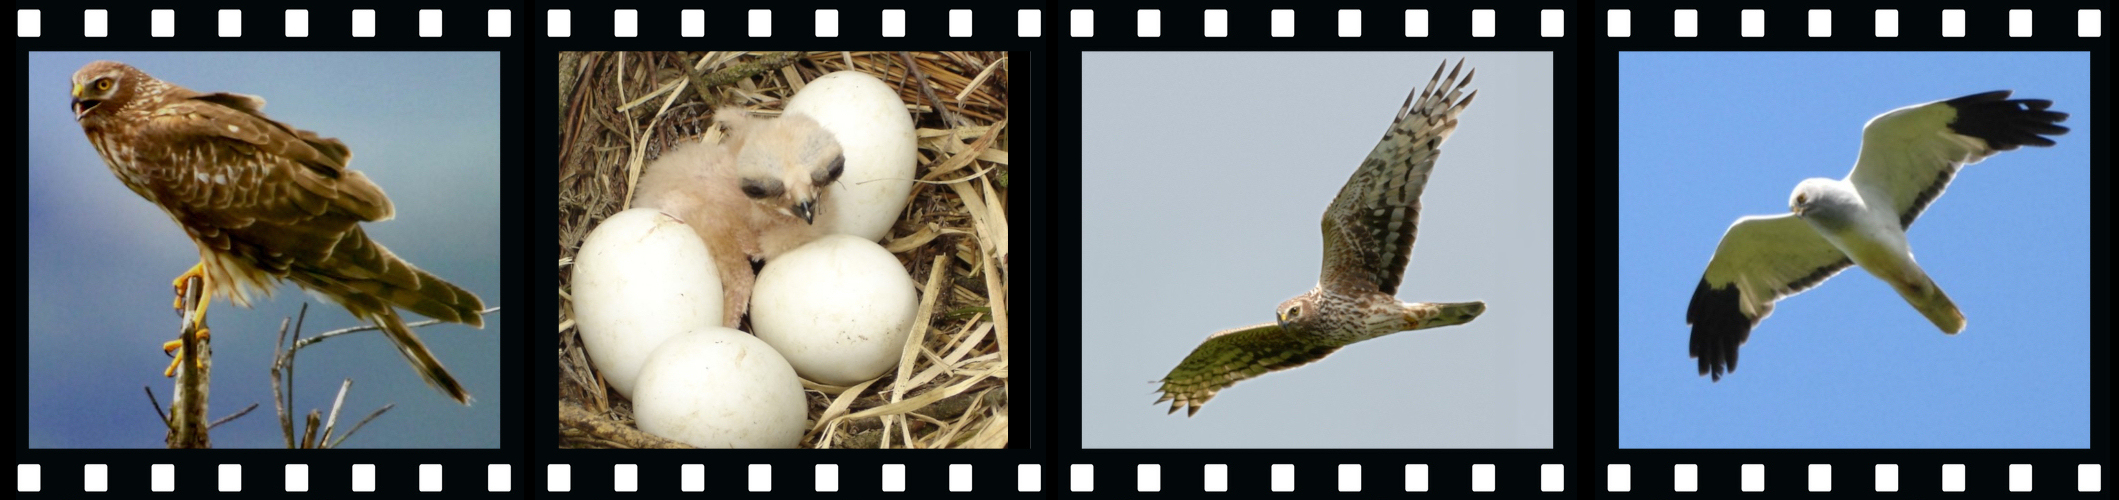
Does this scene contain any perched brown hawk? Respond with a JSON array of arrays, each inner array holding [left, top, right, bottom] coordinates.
[[69, 61, 486, 404], [1154, 60, 1489, 417]]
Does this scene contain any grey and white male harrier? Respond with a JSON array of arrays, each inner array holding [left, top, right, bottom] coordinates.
[[1687, 91, 2068, 381], [1154, 60, 1487, 416]]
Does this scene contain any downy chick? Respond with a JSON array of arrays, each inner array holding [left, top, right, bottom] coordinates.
[[718, 107, 845, 256], [632, 107, 844, 328]]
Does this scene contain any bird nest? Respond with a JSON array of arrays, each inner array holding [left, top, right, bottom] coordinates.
[[556, 51, 1009, 449]]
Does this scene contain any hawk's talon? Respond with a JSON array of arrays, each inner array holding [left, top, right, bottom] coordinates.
[[171, 262, 206, 315], [161, 327, 208, 377]]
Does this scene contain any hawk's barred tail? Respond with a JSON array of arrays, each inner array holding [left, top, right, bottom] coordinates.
[[333, 229, 486, 328], [378, 261, 485, 329], [372, 307, 472, 404], [1432, 300, 1488, 328]]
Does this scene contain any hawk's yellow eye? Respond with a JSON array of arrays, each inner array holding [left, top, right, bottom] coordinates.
[[1284, 306, 1300, 319], [95, 79, 112, 91]]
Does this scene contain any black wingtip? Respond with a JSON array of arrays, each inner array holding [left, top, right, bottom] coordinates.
[[1944, 90, 2070, 151], [1687, 278, 1749, 382]]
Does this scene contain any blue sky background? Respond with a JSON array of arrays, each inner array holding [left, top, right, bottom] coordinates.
[[1082, 52, 1554, 448], [1617, 52, 2090, 449], [26, 52, 501, 448]]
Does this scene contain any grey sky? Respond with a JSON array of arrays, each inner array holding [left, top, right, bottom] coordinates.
[[1081, 52, 1554, 448], [27, 52, 501, 448]]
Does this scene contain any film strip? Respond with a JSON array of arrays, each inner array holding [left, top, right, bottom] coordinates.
[[1597, 2, 2109, 496], [1064, 5, 1579, 496], [537, 1, 1041, 497], [15, 1, 528, 497]]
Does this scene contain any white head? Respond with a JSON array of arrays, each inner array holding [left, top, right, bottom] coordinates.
[[1788, 178, 1864, 232]]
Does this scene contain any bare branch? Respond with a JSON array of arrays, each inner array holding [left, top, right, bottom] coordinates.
[[301, 410, 321, 449], [328, 404, 395, 449], [144, 386, 169, 426], [320, 378, 352, 447], [167, 275, 211, 449], [208, 404, 259, 431], [293, 306, 501, 350]]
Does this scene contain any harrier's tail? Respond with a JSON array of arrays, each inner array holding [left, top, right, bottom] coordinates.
[[1892, 274, 1965, 334], [371, 307, 472, 404]]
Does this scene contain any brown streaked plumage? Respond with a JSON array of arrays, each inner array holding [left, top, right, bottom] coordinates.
[[70, 61, 486, 404], [1155, 59, 1488, 417]]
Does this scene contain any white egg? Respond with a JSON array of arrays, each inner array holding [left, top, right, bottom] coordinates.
[[784, 71, 917, 242], [750, 234, 920, 386], [570, 208, 722, 398], [633, 327, 807, 448]]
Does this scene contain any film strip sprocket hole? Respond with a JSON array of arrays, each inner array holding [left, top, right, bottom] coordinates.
[[1066, 5, 1578, 496], [15, 7, 519, 39], [1062, 8, 1570, 38], [1604, 463, 2108, 494], [16, 464, 518, 494], [1602, 7, 2103, 38], [541, 8, 1048, 38], [542, 464, 1046, 493], [1068, 463, 1569, 493], [1597, 3, 2107, 496], [18, 3, 526, 497]]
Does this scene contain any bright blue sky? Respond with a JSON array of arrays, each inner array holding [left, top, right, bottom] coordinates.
[[1082, 52, 1554, 448], [26, 52, 501, 448], [1617, 52, 2090, 449]]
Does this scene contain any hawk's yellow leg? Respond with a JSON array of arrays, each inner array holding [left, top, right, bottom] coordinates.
[[161, 262, 212, 377]]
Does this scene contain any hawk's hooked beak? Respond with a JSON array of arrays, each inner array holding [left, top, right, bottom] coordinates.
[[1275, 311, 1291, 331], [792, 199, 817, 225], [70, 83, 91, 120]]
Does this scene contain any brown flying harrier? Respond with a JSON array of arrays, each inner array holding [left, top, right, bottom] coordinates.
[[1154, 60, 1488, 417], [69, 61, 486, 404]]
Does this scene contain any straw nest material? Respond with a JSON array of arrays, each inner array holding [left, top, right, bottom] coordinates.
[[556, 52, 1009, 449]]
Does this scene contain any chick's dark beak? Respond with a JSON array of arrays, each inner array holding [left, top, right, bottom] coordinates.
[[793, 199, 817, 225]]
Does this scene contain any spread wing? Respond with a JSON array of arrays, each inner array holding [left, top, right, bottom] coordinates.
[[1154, 323, 1342, 417], [1317, 59, 1476, 296], [1846, 90, 2068, 229], [1686, 214, 1853, 381]]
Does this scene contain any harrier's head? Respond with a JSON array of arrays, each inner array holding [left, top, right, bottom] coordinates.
[[728, 110, 846, 225], [70, 60, 152, 122], [1274, 293, 1319, 332], [1789, 178, 1851, 218]]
